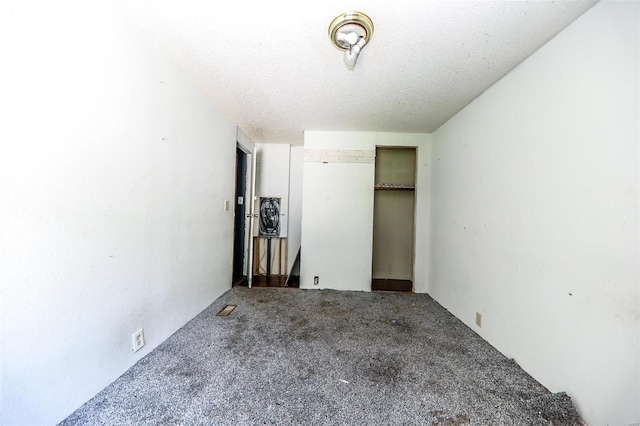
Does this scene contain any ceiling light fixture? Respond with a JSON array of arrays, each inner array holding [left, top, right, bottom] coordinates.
[[328, 11, 373, 71]]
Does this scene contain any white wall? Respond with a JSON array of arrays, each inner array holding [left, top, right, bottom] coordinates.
[[430, 2, 639, 425], [254, 144, 291, 238], [0, 1, 237, 424], [300, 132, 431, 292], [253, 143, 304, 277]]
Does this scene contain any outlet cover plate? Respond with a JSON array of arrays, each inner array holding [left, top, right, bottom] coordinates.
[[132, 329, 145, 352]]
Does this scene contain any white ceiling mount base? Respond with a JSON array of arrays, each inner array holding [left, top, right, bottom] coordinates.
[[329, 11, 374, 70]]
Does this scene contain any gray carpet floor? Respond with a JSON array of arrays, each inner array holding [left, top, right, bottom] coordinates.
[[61, 287, 582, 425]]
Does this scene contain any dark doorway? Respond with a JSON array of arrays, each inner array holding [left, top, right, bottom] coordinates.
[[232, 147, 247, 286]]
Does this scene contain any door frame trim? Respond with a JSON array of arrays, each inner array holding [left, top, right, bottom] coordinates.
[[236, 129, 256, 288]]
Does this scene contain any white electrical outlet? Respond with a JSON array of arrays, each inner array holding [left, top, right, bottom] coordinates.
[[475, 312, 482, 328], [132, 329, 145, 352]]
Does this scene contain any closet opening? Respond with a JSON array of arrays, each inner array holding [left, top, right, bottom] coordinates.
[[371, 147, 416, 292]]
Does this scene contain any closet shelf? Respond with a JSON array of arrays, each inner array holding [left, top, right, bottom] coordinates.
[[374, 183, 415, 190]]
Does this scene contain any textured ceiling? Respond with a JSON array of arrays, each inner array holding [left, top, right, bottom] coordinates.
[[114, 0, 597, 145]]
